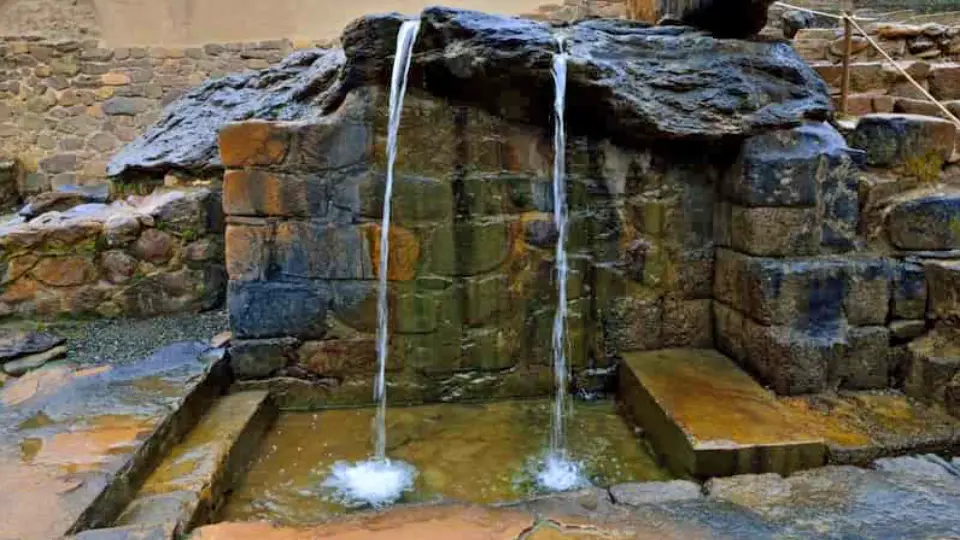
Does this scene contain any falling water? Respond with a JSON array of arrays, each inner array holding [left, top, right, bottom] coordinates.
[[536, 36, 588, 493], [323, 19, 421, 508]]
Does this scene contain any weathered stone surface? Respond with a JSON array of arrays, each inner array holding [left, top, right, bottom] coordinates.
[[890, 319, 927, 342], [113, 8, 829, 180], [132, 229, 175, 264], [620, 349, 826, 477], [273, 221, 372, 280], [227, 280, 332, 339], [297, 338, 377, 376], [230, 338, 299, 378], [0, 330, 64, 364], [223, 169, 329, 218], [843, 258, 891, 326], [609, 480, 702, 506], [887, 191, 960, 251], [100, 250, 138, 284], [742, 319, 845, 395], [108, 49, 346, 177], [2, 345, 67, 376], [225, 221, 272, 281], [837, 326, 890, 390], [725, 122, 848, 209], [850, 114, 957, 168], [31, 255, 97, 286], [893, 261, 928, 319], [929, 64, 960, 101], [19, 186, 108, 219], [665, 0, 776, 38], [721, 204, 820, 256], [905, 326, 960, 405], [662, 299, 713, 349], [925, 260, 960, 321]]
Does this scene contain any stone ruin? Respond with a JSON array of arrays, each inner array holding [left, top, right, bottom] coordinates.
[[5, 5, 958, 417], [108, 6, 959, 409]]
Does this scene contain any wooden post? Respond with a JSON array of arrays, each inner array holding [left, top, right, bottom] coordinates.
[[840, 13, 853, 116]]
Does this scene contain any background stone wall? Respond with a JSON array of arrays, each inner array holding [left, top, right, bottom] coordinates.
[[0, 37, 328, 196]]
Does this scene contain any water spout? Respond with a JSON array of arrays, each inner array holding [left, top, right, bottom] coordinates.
[[537, 36, 588, 493], [323, 19, 421, 508]]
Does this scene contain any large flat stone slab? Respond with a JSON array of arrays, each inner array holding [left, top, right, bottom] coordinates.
[[618, 349, 826, 478], [0, 342, 226, 540]]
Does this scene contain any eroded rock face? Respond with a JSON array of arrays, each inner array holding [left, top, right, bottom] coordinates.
[[109, 7, 831, 179]]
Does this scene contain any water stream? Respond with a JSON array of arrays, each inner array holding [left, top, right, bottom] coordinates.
[[536, 36, 588, 492], [322, 19, 421, 508]]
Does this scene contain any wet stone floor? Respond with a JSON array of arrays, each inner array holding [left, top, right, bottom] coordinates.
[[221, 399, 672, 523]]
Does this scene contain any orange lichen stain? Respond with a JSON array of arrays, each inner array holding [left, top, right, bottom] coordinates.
[[624, 349, 823, 446], [781, 391, 960, 448], [363, 223, 420, 281], [218, 121, 289, 167], [1, 364, 110, 406], [28, 415, 153, 473], [777, 397, 873, 449]]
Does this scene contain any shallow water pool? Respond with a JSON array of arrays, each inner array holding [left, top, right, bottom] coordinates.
[[220, 399, 673, 524]]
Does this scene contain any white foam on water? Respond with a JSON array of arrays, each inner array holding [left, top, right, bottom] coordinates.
[[322, 459, 418, 508], [535, 452, 590, 493]]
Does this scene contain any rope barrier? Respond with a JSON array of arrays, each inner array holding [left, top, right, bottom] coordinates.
[[774, 1, 960, 128]]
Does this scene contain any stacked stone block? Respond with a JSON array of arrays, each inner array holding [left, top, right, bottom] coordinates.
[[221, 88, 721, 406], [0, 187, 225, 318], [0, 37, 329, 194], [712, 121, 900, 395]]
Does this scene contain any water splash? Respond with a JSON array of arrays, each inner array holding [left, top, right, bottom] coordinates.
[[322, 459, 418, 508], [538, 36, 587, 492], [324, 19, 421, 508]]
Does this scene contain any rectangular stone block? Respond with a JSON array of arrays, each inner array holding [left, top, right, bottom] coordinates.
[[231, 337, 299, 379], [663, 299, 713, 348], [357, 172, 454, 224], [714, 249, 846, 327], [724, 130, 823, 208], [273, 220, 374, 280], [218, 120, 292, 168], [423, 220, 512, 277], [225, 219, 273, 281], [835, 326, 890, 390], [843, 258, 892, 326], [285, 115, 373, 171], [619, 349, 826, 478], [297, 338, 379, 377], [925, 260, 960, 321], [905, 327, 960, 405], [820, 153, 860, 253], [223, 169, 329, 218], [601, 288, 663, 354], [893, 261, 928, 319], [742, 319, 846, 395], [228, 279, 330, 339], [724, 204, 821, 257]]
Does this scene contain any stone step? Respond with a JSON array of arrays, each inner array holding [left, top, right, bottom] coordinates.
[[618, 348, 827, 478], [110, 391, 276, 536]]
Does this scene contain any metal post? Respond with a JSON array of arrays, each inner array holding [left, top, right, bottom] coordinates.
[[840, 13, 853, 116]]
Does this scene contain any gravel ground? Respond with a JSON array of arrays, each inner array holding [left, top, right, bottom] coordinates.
[[54, 309, 229, 366]]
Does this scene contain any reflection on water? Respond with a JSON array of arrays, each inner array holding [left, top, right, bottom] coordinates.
[[220, 399, 673, 524]]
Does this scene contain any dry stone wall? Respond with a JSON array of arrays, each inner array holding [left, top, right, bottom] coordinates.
[[0, 37, 329, 197]]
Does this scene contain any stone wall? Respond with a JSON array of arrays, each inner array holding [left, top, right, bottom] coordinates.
[[0, 37, 329, 197], [221, 87, 720, 407], [793, 24, 960, 65], [0, 186, 225, 319]]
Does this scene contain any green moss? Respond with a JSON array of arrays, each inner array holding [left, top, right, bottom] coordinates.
[[901, 151, 944, 185]]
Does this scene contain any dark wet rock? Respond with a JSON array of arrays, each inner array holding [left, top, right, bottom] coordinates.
[[112, 8, 830, 178], [887, 191, 960, 251], [107, 49, 346, 178], [70, 523, 177, 540], [2, 345, 67, 376], [609, 480, 703, 506], [0, 330, 64, 363], [227, 280, 332, 340], [358, 7, 830, 145], [662, 0, 776, 38], [506, 487, 624, 520]]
